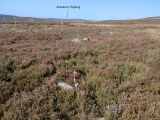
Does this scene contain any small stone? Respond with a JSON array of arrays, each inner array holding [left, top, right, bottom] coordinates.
[[110, 32, 113, 35], [82, 38, 89, 41], [72, 38, 82, 43]]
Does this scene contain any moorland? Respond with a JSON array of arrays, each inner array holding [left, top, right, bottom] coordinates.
[[0, 16, 160, 119]]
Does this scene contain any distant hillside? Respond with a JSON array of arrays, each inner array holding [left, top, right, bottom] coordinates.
[[0, 14, 18, 18], [144, 16, 160, 19], [1, 14, 160, 23], [100, 16, 160, 25], [0, 14, 89, 23]]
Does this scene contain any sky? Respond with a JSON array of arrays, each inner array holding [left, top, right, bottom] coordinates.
[[0, 0, 160, 20]]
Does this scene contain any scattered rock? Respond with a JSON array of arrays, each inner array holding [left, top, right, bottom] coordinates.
[[83, 37, 90, 41], [72, 38, 82, 43], [97, 117, 105, 120], [58, 82, 74, 90], [72, 37, 90, 43], [110, 32, 114, 35], [28, 29, 32, 32]]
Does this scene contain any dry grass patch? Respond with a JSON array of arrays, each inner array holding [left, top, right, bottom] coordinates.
[[135, 28, 160, 40]]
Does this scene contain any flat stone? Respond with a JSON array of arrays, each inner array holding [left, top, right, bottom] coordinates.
[[82, 38, 89, 41], [58, 82, 74, 90], [72, 38, 82, 43]]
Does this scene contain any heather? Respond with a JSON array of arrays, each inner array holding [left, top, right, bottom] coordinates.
[[0, 20, 160, 119]]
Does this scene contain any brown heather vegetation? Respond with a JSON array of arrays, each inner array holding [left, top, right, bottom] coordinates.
[[0, 19, 160, 119]]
